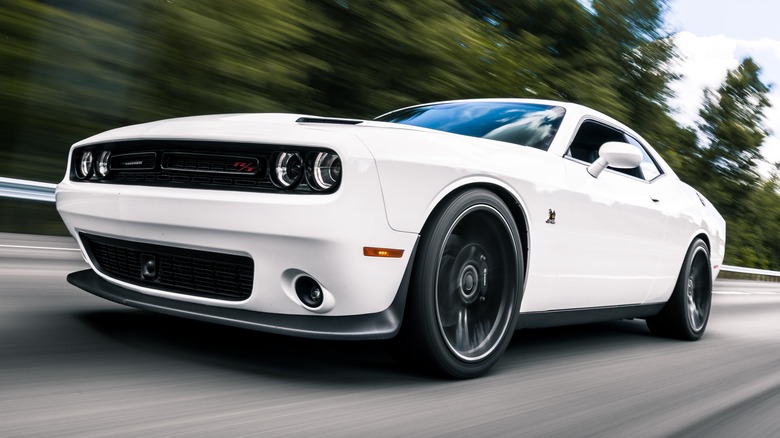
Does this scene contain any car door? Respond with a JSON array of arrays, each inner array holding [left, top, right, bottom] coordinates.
[[547, 119, 669, 310]]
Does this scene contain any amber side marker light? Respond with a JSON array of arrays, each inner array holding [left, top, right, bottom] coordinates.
[[363, 247, 404, 258]]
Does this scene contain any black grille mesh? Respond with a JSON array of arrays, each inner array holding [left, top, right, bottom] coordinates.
[[110, 172, 276, 190], [80, 233, 254, 301], [162, 153, 262, 175]]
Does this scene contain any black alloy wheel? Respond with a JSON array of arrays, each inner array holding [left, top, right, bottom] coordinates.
[[397, 189, 523, 378], [647, 238, 712, 340]]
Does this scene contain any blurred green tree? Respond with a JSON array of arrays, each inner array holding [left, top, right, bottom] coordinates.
[[1, 1, 144, 181], [297, 0, 504, 116], [723, 172, 780, 269], [691, 58, 774, 268], [457, 0, 626, 116], [128, 0, 324, 118], [591, 0, 692, 163], [696, 58, 772, 198]]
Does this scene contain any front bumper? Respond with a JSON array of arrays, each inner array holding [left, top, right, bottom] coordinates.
[[57, 137, 419, 319], [68, 268, 410, 339]]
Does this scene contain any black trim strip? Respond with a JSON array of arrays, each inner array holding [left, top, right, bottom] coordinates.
[[516, 303, 665, 329]]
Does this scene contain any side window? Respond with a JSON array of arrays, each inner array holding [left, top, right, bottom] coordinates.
[[566, 120, 642, 178], [624, 135, 662, 181], [567, 121, 624, 164]]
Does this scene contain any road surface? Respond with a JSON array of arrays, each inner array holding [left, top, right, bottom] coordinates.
[[1, 234, 779, 437]]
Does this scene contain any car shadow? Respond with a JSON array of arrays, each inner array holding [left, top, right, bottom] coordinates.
[[504, 318, 662, 361], [76, 309, 667, 383], [76, 308, 417, 384]]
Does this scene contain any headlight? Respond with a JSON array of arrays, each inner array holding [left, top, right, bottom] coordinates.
[[96, 151, 111, 179], [306, 152, 341, 191], [76, 151, 93, 180], [272, 152, 303, 188]]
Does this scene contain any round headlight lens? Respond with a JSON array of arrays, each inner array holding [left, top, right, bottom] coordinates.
[[308, 152, 341, 191], [273, 152, 303, 188], [96, 151, 111, 179], [76, 151, 93, 180]]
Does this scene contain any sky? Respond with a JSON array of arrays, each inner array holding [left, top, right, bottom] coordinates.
[[665, 0, 780, 173]]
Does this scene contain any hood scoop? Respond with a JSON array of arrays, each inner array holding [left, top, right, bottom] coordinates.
[[296, 116, 363, 125]]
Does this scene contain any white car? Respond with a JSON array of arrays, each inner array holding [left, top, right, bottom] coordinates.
[[56, 99, 725, 378]]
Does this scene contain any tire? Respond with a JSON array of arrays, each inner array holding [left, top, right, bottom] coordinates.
[[395, 189, 523, 378], [646, 238, 712, 340]]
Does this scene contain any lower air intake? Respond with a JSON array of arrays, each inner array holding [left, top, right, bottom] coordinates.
[[80, 233, 254, 301]]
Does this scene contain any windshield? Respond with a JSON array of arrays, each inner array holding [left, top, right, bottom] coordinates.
[[376, 102, 566, 151]]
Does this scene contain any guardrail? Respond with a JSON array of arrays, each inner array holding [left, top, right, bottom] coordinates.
[[720, 264, 780, 282], [0, 177, 56, 203], [3, 177, 780, 279], [721, 265, 780, 277]]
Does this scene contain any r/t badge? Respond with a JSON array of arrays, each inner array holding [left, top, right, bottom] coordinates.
[[546, 209, 556, 224]]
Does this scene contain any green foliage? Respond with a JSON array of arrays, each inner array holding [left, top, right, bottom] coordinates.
[[591, 0, 693, 162], [1, 0, 779, 270], [297, 0, 492, 115], [687, 59, 775, 268], [721, 175, 780, 269], [457, 0, 627, 116], [697, 59, 771, 195]]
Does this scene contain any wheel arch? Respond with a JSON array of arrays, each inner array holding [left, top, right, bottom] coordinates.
[[687, 230, 713, 266], [695, 232, 711, 253], [691, 231, 715, 285], [394, 182, 530, 377], [416, 182, 530, 286]]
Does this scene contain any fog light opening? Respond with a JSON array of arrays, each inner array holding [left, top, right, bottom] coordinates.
[[295, 276, 324, 308]]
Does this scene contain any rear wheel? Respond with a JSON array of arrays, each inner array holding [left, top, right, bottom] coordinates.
[[646, 238, 712, 340], [396, 189, 523, 378]]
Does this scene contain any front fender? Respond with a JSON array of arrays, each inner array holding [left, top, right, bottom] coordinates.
[[355, 128, 562, 234]]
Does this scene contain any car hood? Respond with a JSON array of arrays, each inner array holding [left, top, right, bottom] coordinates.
[[72, 113, 436, 147]]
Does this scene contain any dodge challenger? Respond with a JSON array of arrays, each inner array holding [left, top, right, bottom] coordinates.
[[56, 99, 725, 378]]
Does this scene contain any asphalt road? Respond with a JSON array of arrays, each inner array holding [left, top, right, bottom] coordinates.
[[2, 234, 780, 437]]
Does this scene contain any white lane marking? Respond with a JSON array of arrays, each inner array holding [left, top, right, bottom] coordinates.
[[0, 244, 80, 252]]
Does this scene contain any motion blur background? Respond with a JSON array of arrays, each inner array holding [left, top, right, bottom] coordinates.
[[1, 0, 777, 269]]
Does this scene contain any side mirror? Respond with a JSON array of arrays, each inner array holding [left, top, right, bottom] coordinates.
[[587, 141, 642, 178]]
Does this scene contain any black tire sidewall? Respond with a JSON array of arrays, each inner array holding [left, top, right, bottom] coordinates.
[[678, 239, 712, 339], [406, 189, 523, 378], [647, 238, 711, 340]]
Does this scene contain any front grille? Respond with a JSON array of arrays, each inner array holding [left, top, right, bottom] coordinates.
[[70, 140, 334, 194], [80, 233, 254, 301]]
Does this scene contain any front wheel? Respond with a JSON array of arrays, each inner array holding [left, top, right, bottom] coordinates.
[[646, 238, 712, 340], [396, 189, 523, 378]]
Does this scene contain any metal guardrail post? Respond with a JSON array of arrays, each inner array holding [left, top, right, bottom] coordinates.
[[0, 177, 56, 203]]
